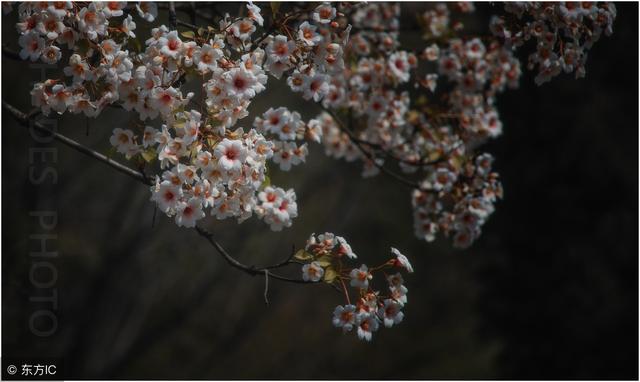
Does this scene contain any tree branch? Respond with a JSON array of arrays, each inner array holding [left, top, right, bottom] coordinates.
[[320, 106, 422, 189], [177, 19, 199, 30], [3, 100, 309, 285], [3, 101, 151, 185], [194, 226, 308, 284]]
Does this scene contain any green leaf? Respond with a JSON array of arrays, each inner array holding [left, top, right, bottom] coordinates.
[[180, 30, 195, 39], [129, 37, 142, 53], [141, 147, 157, 163], [206, 138, 215, 148], [293, 249, 313, 261], [207, 25, 216, 38], [315, 255, 333, 268], [323, 267, 337, 283], [260, 175, 271, 190]]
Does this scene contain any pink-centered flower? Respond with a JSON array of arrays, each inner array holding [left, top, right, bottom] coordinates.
[[214, 139, 248, 172]]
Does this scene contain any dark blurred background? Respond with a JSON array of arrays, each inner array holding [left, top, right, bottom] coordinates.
[[2, 2, 638, 380]]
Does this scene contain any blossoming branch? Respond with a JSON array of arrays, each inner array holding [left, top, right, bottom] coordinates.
[[4, 1, 616, 341]]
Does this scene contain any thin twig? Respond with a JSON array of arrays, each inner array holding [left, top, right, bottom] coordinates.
[[177, 19, 199, 30], [194, 225, 308, 284], [263, 270, 269, 305], [263, 244, 299, 270], [250, 22, 277, 51], [339, 276, 351, 305], [321, 107, 421, 189]]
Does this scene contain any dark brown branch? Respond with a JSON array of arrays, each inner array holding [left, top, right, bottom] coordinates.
[[263, 270, 270, 305], [3, 100, 309, 285], [194, 226, 308, 284], [321, 107, 421, 189], [249, 4, 320, 52], [340, 130, 457, 168], [177, 19, 199, 30], [3, 101, 151, 185], [263, 244, 304, 270], [386, 140, 464, 168]]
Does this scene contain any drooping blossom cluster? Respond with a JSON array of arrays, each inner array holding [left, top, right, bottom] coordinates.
[[490, 2, 617, 84], [287, 3, 515, 248], [403, 33, 520, 247], [297, 233, 413, 341], [411, 153, 502, 248], [10, 2, 616, 247], [291, 2, 612, 248]]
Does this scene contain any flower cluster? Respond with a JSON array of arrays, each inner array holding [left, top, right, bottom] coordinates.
[[252, 107, 315, 171], [297, 233, 413, 341], [348, 3, 401, 55], [110, 112, 289, 231], [490, 2, 617, 85], [275, 4, 349, 104], [411, 153, 502, 248], [20, 1, 149, 116], [10, 1, 616, 248], [287, 3, 518, 247], [16, 2, 355, 232]]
